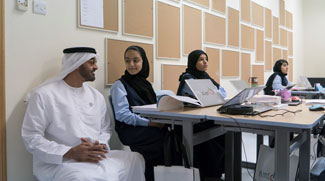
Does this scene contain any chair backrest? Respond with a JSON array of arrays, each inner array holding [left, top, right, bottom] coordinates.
[[108, 95, 116, 120], [107, 94, 131, 151]]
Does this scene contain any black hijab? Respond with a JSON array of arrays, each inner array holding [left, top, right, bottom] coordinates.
[[177, 50, 220, 95], [264, 59, 289, 95], [120, 46, 156, 104]]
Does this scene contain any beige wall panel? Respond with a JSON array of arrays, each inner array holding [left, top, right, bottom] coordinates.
[[187, 0, 209, 8], [273, 47, 281, 63], [265, 41, 272, 71], [265, 8, 272, 39], [256, 29, 264, 62], [252, 2, 264, 27], [106, 39, 154, 84], [241, 53, 251, 84], [280, 0, 285, 26], [212, 0, 226, 13], [241, 0, 250, 22], [184, 5, 202, 55], [124, 0, 153, 37], [289, 31, 293, 56], [273, 16, 279, 45], [205, 47, 220, 82], [288, 58, 293, 82], [79, 0, 118, 31], [157, 2, 180, 58], [205, 13, 226, 45], [228, 7, 239, 47], [282, 49, 288, 60], [280, 28, 288, 47], [252, 65, 264, 85], [222, 50, 239, 76], [161, 65, 186, 93], [286, 11, 293, 29], [241, 25, 254, 50]]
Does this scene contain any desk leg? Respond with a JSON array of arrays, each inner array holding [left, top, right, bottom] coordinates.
[[225, 132, 242, 181], [275, 130, 290, 181], [299, 130, 311, 180], [234, 132, 242, 181], [225, 132, 234, 181], [182, 121, 193, 166]]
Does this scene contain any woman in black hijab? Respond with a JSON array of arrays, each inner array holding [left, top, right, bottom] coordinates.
[[177, 49, 226, 180], [177, 49, 227, 98], [110, 45, 165, 181], [264, 59, 291, 95]]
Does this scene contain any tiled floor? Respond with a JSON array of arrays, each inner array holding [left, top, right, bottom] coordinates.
[[240, 132, 319, 180]]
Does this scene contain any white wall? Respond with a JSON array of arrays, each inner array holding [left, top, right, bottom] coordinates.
[[5, 0, 304, 180], [302, 0, 325, 77]]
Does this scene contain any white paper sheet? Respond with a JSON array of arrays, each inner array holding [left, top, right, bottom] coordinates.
[[80, 0, 104, 28], [305, 99, 325, 105]]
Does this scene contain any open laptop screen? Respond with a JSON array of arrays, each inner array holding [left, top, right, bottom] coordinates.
[[185, 79, 225, 107], [222, 86, 265, 107]]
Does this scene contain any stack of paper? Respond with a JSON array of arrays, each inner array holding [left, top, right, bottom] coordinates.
[[132, 95, 200, 112], [305, 99, 325, 105], [249, 95, 282, 105]]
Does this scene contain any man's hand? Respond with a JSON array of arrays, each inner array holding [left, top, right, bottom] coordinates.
[[63, 138, 109, 163]]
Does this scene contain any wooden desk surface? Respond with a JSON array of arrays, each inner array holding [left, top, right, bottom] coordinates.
[[146, 103, 325, 129]]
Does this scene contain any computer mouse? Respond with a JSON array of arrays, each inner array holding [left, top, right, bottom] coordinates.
[[291, 96, 300, 102], [309, 104, 325, 111]]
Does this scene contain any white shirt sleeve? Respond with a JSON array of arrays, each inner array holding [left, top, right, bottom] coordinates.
[[110, 80, 149, 126], [21, 92, 71, 164], [98, 106, 112, 150]]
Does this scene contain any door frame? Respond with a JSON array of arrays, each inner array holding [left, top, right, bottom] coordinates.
[[0, 0, 6, 180]]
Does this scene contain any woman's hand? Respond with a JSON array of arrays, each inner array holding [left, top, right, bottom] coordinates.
[[148, 122, 164, 129]]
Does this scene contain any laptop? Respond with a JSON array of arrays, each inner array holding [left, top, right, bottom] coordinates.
[[298, 76, 315, 91], [217, 86, 273, 115], [230, 80, 250, 92], [185, 79, 226, 107]]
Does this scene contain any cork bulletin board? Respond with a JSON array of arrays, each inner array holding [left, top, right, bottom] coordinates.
[[228, 7, 239, 47], [205, 13, 226, 45], [157, 2, 180, 59], [205, 47, 220, 83], [184, 5, 202, 55], [123, 0, 153, 37], [222, 50, 239, 77], [241, 53, 251, 83], [241, 0, 250, 22], [106, 39, 154, 85], [78, 0, 118, 32], [161, 64, 186, 93]]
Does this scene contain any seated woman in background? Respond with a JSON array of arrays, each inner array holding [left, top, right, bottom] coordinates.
[[110, 45, 165, 181], [264, 59, 292, 95], [177, 49, 226, 98], [177, 49, 225, 180]]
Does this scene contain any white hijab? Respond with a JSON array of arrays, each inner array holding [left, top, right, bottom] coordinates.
[[25, 52, 98, 103]]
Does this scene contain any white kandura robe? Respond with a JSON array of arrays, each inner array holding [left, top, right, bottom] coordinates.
[[22, 80, 145, 181]]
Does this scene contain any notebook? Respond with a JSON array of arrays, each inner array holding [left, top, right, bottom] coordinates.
[[185, 79, 226, 107], [217, 86, 273, 115]]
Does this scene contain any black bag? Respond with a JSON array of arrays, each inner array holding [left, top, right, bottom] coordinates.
[[164, 127, 190, 168]]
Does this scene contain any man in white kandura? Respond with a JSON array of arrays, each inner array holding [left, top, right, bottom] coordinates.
[[22, 47, 145, 181]]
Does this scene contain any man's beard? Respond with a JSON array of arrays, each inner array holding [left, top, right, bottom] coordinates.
[[79, 65, 95, 81]]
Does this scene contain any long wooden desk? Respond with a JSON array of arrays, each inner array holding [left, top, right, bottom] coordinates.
[[135, 104, 325, 181]]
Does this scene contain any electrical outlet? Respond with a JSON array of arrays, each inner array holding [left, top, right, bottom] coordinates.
[[33, 0, 47, 15], [17, 0, 28, 11]]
